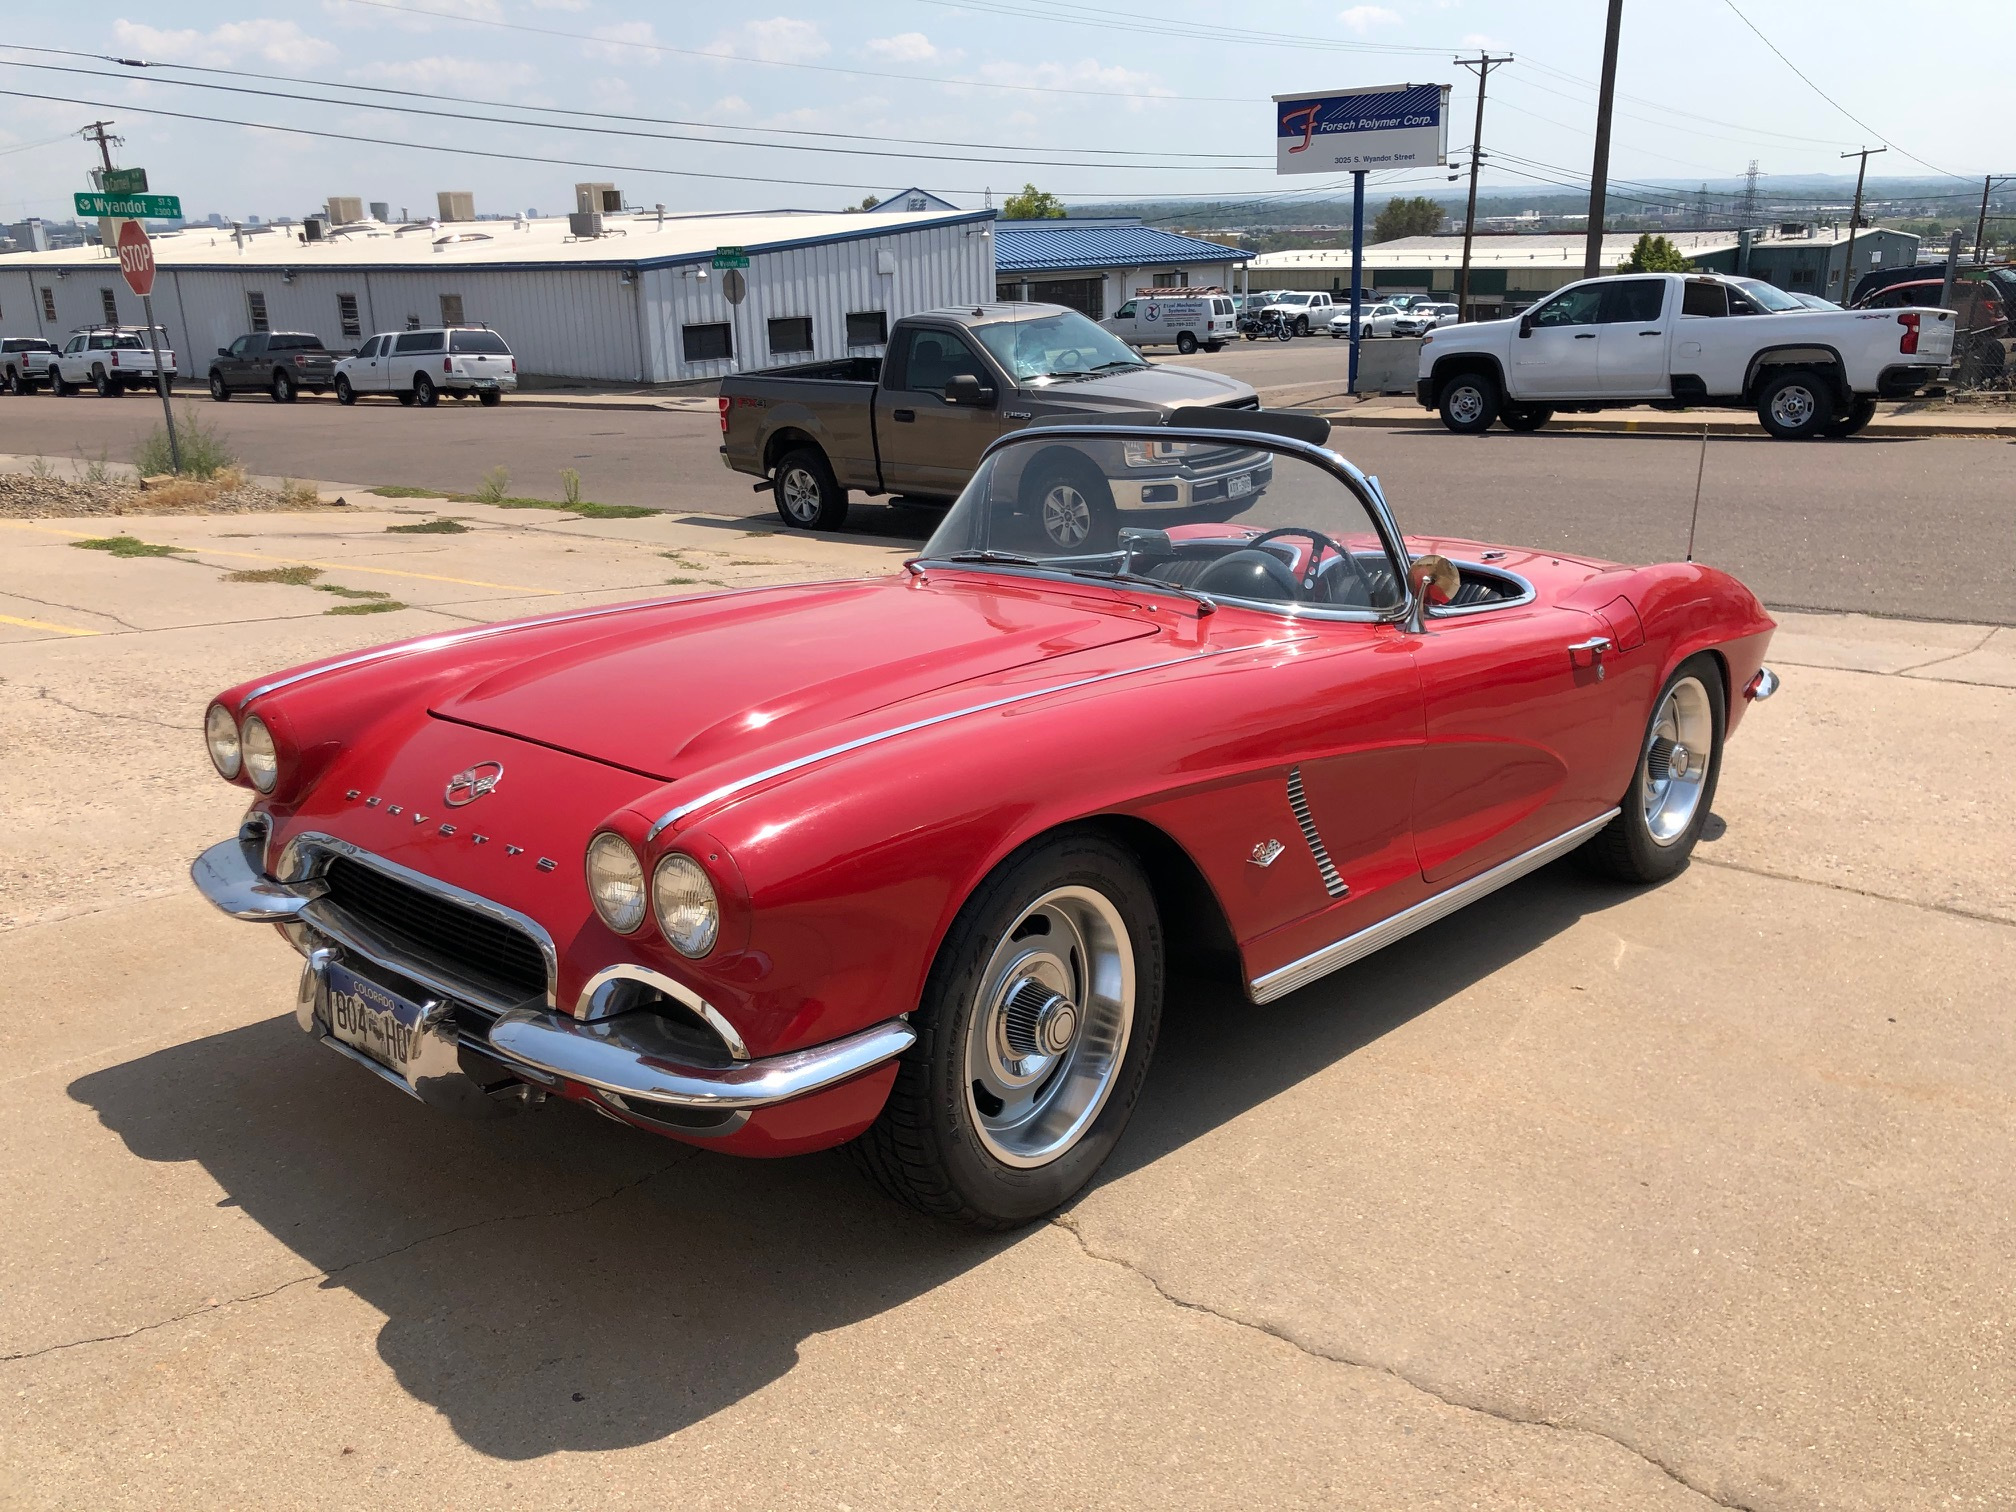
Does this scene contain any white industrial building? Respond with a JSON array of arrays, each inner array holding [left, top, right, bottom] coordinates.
[[0, 196, 995, 384]]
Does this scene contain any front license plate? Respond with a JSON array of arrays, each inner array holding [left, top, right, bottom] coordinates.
[[326, 964, 428, 1073], [1226, 472, 1253, 498]]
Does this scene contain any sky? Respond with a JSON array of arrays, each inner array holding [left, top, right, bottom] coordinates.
[[0, 0, 2005, 225]]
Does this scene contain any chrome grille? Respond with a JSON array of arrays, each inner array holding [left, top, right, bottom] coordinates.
[[1286, 766, 1348, 899], [316, 854, 550, 1007]]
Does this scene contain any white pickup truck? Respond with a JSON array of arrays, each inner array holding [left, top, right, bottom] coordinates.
[[1417, 272, 1956, 439], [49, 326, 179, 398]]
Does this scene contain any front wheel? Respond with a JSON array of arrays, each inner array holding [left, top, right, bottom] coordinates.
[[1582, 655, 1726, 884], [1175, 331, 1198, 355], [271, 370, 296, 403], [850, 829, 1163, 1228], [209, 371, 231, 402], [1821, 397, 1876, 438], [1756, 368, 1831, 439], [334, 376, 356, 406], [1437, 371, 1500, 434], [1501, 403, 1554, 433], [1293, 317, 1309, 337], [412, 373, 438, 408], [1026, 462, 1116, 552], [772, 445, 848, 530]]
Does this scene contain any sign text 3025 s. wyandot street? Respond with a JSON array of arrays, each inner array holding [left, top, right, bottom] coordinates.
[[1272, 84, 1452, 173]]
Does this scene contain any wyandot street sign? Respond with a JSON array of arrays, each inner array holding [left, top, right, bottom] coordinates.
[[711, 246, 751, 269], [115, 220, 156, 298], [1272, 84, 1452, 174], [74, 191, 182, 220]]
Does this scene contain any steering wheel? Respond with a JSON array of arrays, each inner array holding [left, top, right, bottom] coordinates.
[[1245, 526, 1378, 606], [1047, 347, 1090, 372]]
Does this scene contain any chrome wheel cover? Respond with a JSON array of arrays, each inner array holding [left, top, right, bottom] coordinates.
[[964, 885, 1134, 1168], [1041, 483, 1092, 547], [778, 465, 823, 523], [1769, 383, 1816, 428], [1447, 383, 1485, 425], [1641, 675, 1714, 846]]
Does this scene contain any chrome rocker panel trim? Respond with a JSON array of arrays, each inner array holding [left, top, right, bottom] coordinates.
[[1248, 808, 1620, 1005]]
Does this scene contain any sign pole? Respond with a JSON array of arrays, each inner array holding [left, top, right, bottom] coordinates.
[[140, 291, 181, 474], [1348, 171, 1366, 395]]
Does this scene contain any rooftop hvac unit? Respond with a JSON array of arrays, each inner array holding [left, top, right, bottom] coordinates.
[[303, 216, 328, 242], [326, 196, 364, 226], [569, 211, 605, 239], [575, 182, 621, 215], [437, 190, 476, 223], [369, 201, 390, 222]]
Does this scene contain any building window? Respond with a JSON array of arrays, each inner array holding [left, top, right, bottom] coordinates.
[[767, 317, 814, 355], [337, 293, 361, 337], [682, 323, 733, 363], [100, 288, 118, 324], [845, 310, 888, 346], [247, 291, 269, 332], [1152, 271, 1185, 288], [40, 288, 57, 324], [1789, 266, 1815, 286], [440, 293, 465, 326]]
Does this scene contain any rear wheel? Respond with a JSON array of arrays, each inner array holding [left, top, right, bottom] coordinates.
[[93, 367, 120, 398], [49, 370, 69, 397], [1293, 316, 1310, 337], [2, 368, 19, 396], [412, 373, 438, 408], [850, 829, 1163, 1228], [335, 376, 356, 406], [1501, 403, 1554, 432], [1582, 655, 1726, 884], [1821, 397, 1877, 438], [1756, 368, 1831, 439], [478, 389, 503, 407], [209, 371, 231, 402], [1437, 371, 1500, 434], [772, 445, 848, 530], [271, 369, 296, 403], [1175, 331, 1198, 355]]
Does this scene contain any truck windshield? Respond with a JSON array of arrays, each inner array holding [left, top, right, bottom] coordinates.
[[968, 309, 1145, 382], [1733, 279, 1803, 313]]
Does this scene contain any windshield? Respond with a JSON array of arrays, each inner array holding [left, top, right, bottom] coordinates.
[[1734, 278, 1803, 313], [918, 428, 1408, 618], [968, 309, 1144, 381]]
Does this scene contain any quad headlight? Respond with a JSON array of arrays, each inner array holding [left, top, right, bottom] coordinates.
[[205, 702, 241, 779], [240, 715, 279, 792], [652, 853, 719, 958], [585, 832, 648, 935]]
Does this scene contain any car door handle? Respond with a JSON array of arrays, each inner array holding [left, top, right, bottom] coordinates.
[[1574, 332, 1596, 339], [1568, 635, 1613, 679], [1640, 329, 1663, 336], [892, 409, 915, 422]]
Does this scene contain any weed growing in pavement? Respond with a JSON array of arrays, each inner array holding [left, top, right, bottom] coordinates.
[[326, 600, 406, 615], [226, 565, 323, 585], [316, 584, 391, 600], [561, 467, 582, 506], [278, 478, 320, 508], [476, 465, 511, 504], [133, 406, 237, 479], [139, 467, 246, 510], [492, 496, 655, 519], [27, 455, 54, 479], [663, 576, 706, 584], [72, 535, 184, 558], [371, 479, 649, 519], [368, 485, 446, 499], [386, 518, 468, 533], [75, 448, 113, 485]]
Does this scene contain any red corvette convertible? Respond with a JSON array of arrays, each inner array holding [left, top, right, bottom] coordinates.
[[192, 413, 1777, 1227]]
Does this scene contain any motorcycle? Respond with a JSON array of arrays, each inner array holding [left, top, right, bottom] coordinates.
[[1239, 309, 1296, 343]]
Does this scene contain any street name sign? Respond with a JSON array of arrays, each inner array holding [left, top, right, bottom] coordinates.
[[74, 192, 182, 219], [116, 220, 156, 298], [100, 167, 149, 194], [1272, 84, 1452, 173], [711, 246, 750, 269]]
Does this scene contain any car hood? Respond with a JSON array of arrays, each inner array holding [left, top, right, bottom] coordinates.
[[1030, 363, 1256, 412], [429, 578, 1160, 780]]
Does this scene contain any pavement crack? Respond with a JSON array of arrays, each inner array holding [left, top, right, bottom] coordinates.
[[1890, 626, 2000, 674], [0, 1155, 693, 1365], [0, 587, 138, 630], [26, 685, 196, 731], [1692, 855, 2012, 928], [1049, 1212, 1757, 1512]]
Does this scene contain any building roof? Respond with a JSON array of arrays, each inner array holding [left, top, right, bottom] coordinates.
[[1249, 226, 1911, 273], [994, 222, 1252, 274], [0, 206, 990, 274], [869, 188, 960, 213]]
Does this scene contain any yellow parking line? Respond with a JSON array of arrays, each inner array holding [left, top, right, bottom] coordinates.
[[0, 519, 557, 595], [0, 611, 100, 637]]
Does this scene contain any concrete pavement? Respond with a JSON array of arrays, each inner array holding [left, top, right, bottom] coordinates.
[[3, 495, 2013, 1510]]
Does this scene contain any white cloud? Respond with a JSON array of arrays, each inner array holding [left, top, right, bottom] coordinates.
[[112, 19, 336, 67], [865, 32, 955, 64], [1338, 6, 1401, 33], [352, 55, 540, 91], [964, 58, 1171, 110], [703, 17, 829, 64], [1461, 32, 1509, 48], [319, 0, 500, 31], [527, 0, 589, 9], [585, 20, 661, 64], [710, 95, 752, 117]]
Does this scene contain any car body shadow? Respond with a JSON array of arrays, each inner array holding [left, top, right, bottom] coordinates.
[[68, 856, 1641, 1458]]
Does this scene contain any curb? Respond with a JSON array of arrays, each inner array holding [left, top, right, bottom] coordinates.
[[1309, 408, 2016, 440]]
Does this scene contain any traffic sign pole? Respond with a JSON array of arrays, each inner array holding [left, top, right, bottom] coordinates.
[[115, 218, 180, 474], [141, 292, 181, 475]]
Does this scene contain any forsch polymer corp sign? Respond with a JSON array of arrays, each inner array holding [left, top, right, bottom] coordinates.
[[1273, 83, 1452, 173]]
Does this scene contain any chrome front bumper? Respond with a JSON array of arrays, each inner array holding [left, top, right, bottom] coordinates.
[[190, 834, 914, 1114]]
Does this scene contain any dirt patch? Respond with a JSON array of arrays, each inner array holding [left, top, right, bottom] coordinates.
[[0, 471, 334, 519]]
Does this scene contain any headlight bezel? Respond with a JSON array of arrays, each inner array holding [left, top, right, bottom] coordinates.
[[584, 831, 649, 936], [240, 714, 279, 793], [651, 853, 720, 959], [205, 702, 242, 779]]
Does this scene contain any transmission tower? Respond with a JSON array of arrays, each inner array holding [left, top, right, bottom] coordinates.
[[1694, 184, 1711, 229], [1738, 161, 1761, 229]]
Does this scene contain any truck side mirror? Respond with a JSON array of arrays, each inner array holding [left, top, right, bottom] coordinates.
[[1517, 314, 1534, 339], [217, 347, 229, 356], [943, 374, 994, 407]]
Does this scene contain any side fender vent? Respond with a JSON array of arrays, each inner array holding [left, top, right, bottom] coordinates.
[[1286, 766, 1348, 899]]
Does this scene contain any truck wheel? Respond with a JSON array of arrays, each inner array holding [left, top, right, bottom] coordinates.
[[94, 367, 120, 398], [2, 368, 18, 396], [1024, 460, 1117, 553], [209, 371, 232, 401], [773, 446, 848, 531], [49, 370, 69, 397], [1204, 341, 1224, 353], [478, 389, 503, 407], [1293, 317, 1309, 337], [335, 376, 356, 406], [1175, 332, 1198, 355], [1821, 397, 1877, 438], [1501, 404, 1554, 433], [1437, 371, 1500, 434], [271, 370, 296, 403], [412, 373, 438, 408], [1756, 369, 1831, 439]]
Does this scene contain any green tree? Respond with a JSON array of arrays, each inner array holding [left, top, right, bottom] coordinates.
[[1371, 196, 1446, 242], [1615, 233, 1695, 273], [1003, 183, 1067, 220], [850, 195, 880, 211]]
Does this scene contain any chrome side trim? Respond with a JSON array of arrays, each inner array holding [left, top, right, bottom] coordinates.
[[574, 962, 749, 1061], [484, 1010, 915, 1110], [191, 835, 328, 921], [236, 581, 852, 709], [1285, 766, 1347, 899], [1248, 808, 1620, 1005], [1426, 562, 1539, 619], [644, 636, 1310, 841]]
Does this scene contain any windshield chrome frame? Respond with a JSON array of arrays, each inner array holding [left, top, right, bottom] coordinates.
[[928, 424, 1416, 626]]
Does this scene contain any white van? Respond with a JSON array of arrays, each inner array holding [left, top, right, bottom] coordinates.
[[1102, 295, 1237, 354]]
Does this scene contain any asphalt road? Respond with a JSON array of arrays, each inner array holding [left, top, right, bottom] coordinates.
[[3, 386, 2009, 622]]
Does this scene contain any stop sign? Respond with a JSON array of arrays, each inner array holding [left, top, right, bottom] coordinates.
[[116, 220, 155, 298]]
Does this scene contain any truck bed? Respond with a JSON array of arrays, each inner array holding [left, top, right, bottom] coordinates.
[[749, 356, 884, 384]]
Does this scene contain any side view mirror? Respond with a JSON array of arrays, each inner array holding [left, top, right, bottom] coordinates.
[[942, 374, 995, 407], [1517, 314, 1534, 339], [217, 347, 229, 356], [1403, 553, 1460, 633]]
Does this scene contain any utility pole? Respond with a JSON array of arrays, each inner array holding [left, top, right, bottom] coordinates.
[[1581, 0, 1625, 278], [80, 120, 120, 173], [1836, 145, 1884, 304], [1976, 175, 2007, 263], [1454, 52, 1513, 321]]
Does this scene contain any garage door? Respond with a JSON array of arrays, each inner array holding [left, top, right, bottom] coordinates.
[[999, 277, 1105, 320]]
